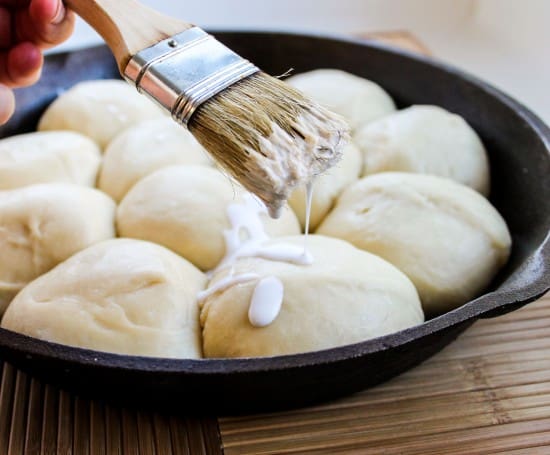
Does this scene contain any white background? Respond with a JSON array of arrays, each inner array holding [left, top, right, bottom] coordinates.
[[58, 0, 550, 125]]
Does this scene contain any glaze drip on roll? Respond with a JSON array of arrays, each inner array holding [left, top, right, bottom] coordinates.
[[198, 193, 313, 327]]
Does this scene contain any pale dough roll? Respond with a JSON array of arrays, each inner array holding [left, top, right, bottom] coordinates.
[[38, 80, 164, 149], [288, 141, 362, 231], [287, 69, 396, 131], [200, 235, 424, 358], [99, 118, 212, 202], [117, 166, 301, 271], [0, 184, 116, 314], [355, 105, 490, 195], [1, 239, 206, 359], [0, 131, 101, 190], [317, 172, 511, 315]]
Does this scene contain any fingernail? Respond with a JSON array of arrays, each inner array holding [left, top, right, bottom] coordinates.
[[52, 1, 67, 25], [0, 84, 16, 125]]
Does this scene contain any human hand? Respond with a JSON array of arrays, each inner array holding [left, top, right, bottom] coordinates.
[[0, 0, 75, 125]]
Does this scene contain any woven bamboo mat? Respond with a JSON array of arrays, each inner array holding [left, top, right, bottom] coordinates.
[[0, 367, 221, 454]]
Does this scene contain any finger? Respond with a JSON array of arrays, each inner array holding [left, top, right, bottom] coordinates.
[[28, 0, 75, 48], [0, 1, 29, 6], [9, 42, 43, 86], [0, 42, 42, 87], [0, 83, 15, 125], [0, 7, 12, 48]]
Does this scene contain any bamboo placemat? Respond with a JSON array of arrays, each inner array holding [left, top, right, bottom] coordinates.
[[0, 367, 222, 454], [0, 32, 548, 455]]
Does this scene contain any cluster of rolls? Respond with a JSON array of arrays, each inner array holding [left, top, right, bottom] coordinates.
[[0, 72, 511, 359]]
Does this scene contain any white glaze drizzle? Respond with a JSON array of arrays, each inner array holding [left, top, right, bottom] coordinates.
[[197, 272, 259, 302], [304, 180, 314, 249], [217, 194, 313, 269], [197, 192, 314, 327], [248, 276, 284, 328]]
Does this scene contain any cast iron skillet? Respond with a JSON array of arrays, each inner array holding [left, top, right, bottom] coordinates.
[[0, 32, 549, 414]]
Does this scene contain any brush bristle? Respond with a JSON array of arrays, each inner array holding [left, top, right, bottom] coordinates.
[[188, 72, 350, 217]]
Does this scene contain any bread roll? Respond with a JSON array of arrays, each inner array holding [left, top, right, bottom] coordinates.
[[0, 184, 116, 314], [38, 80, 163, 148], [356, 105, 490, 195], [288, 141, 362, 231], [200, 235, 424, 358], [99, 118, 211, 202], [0, 131, 101, 190], [287, 69, 396, 130], [317, 173, 511, 315], [117, 166, 301, 271], [2, 239, 206, 359]]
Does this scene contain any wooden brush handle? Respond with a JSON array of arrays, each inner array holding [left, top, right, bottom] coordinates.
[[64, 0, 193, 72]]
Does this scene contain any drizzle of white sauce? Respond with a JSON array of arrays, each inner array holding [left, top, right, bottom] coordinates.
[[197, 192, 315, 328], [248, 276, 284, 327], [304, 180, 314, 251], [197, 272, 259, 302], [239, 243, 313, 266], [217, 194, 312, 269]]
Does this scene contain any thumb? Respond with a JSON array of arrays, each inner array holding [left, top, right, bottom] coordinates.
[[0, 84, 15, 125]]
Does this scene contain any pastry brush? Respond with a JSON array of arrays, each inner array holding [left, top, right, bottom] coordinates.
[[63, 0, 350, 217]]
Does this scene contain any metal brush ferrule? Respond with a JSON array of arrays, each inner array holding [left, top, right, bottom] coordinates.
[[124, 27, 259, 126]]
